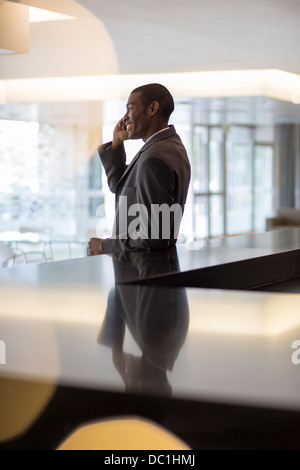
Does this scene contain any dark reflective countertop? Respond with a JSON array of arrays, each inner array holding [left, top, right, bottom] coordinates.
[[2, 228, 300, 449], [1, 228, 300, 289], [2, 275, 300, 411]]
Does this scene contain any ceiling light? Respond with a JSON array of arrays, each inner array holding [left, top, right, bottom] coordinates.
[[3, 69, 300, 104], [29, 6, 75, 23]]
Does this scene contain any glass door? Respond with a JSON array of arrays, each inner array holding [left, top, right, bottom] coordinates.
[[226, 126, 253, 235], [192, 124, 274, 239], [192, 125, 225, 239], [253, 144, 274, 231]]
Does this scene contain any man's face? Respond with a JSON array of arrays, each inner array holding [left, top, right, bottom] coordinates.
[[122, 92, 151, 141]]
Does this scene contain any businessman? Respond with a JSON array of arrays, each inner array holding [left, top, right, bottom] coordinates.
[[88, 83, 191, 255]]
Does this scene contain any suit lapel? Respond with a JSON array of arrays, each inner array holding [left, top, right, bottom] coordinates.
[[117, 148, 142, 183], [118, 125, 175, 185]]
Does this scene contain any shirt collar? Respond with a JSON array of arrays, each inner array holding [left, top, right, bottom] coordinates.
[[145, 126, 170, 143]]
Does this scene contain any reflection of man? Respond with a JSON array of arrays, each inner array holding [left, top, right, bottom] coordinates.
[[89, 83, 191, 255], [98, 249, 190, 397]]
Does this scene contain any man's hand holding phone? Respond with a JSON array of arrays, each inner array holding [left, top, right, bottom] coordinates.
[[111, 119, 129, 149]]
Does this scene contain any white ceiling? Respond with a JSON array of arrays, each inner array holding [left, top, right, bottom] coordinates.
[[0, 0, 119, 79], [1, 0, 300, 125], [2, 0, 300, 78], [77, 0, 300, 75]]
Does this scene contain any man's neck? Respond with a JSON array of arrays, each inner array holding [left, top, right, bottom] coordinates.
[[143, 124, 170, 143]]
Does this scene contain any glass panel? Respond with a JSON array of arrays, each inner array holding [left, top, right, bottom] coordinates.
[[89, 150, 102, 190], [254, 145, 274, 231], [254, 145, 273, 191], [209, 127, 223, 193], [172, 102, 192, 156], [0, 119, 39, 232], [226, 126, 253, 235], [193, 126, 208, 194], [210, 195, 224, 237], [89, 196, 105, 218], [254, 126, 274, 143], [193, 195, 208, 239], [0, 118, 103, 244]]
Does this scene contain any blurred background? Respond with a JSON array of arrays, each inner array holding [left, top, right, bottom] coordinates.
[[1, 0, 300, 265]]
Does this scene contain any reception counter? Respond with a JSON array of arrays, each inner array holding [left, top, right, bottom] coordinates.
[[1, 229, 300, 449]]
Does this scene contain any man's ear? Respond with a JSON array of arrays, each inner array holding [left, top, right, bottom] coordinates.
[[149, 100, 160, 117]]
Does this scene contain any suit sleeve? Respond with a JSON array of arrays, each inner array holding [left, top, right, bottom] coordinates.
[[102, 157, 179, 253], [98, 142, 127, 193]]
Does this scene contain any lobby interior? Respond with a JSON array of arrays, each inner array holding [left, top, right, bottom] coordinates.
[[1, 0, 300, 450]]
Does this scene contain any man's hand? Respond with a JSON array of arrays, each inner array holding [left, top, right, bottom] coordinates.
[[88, 238, 103, 256], [112, 119, 129, 149]]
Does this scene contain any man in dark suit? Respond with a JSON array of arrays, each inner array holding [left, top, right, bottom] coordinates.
[[88, 83, 191, 255]]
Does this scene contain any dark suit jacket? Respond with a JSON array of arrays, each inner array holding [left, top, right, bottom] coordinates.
[[98, 125, 191, 253]]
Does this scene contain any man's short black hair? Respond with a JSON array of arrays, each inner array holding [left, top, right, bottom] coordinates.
[[131, 83, 175, 122]]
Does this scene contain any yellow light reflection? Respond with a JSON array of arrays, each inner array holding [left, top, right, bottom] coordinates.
[[0, 284, 108, 325], [57, 417, 190, 450], [2, 283, 300, 337], [188, 290, 300, 337]]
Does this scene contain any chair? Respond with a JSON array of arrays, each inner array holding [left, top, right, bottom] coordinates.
[[266, 208, 300, 231], [19, 226, 52, 260], [0, 242, 25, 268], [0, 241, 46, 268], [57, 416, 191, 451]]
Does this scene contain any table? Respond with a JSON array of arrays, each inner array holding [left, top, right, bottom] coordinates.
[[2, 228, 300, 449]]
